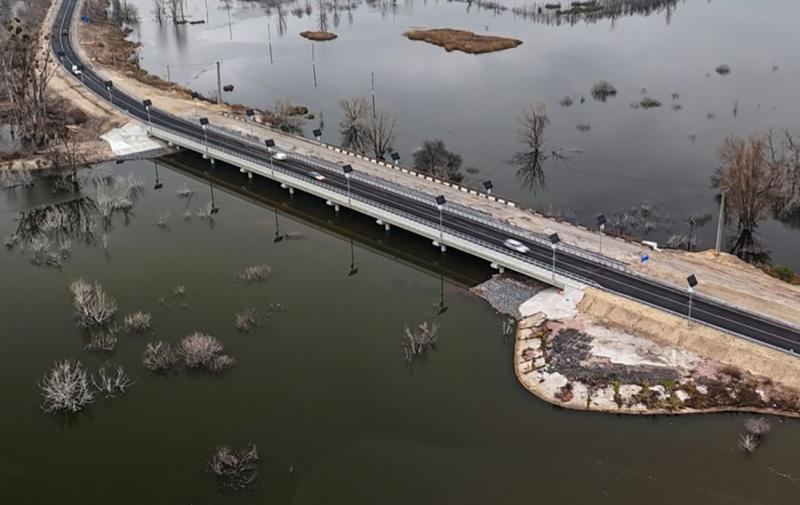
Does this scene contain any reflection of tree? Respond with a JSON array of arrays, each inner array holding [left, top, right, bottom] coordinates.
[[510, 102, 568, 193], [338, 96, 370, 152], [511, 0, 681, 27], [413, 140, 463, 183], [317, 0, 328, 31]]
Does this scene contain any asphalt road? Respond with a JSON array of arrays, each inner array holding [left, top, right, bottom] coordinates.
[[51, 0, 800, 351]]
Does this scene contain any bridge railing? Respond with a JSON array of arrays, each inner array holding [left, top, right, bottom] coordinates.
[[208, 124, 631, 272]]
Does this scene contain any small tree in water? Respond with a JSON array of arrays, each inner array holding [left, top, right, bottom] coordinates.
[[412, 140, 464, 183]]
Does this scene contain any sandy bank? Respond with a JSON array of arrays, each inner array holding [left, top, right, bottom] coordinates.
[[471, 276, 800, 417]]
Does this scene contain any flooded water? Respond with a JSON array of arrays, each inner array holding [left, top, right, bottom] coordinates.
[[1, 156, 799, 503], [121, 0, 800, 267]]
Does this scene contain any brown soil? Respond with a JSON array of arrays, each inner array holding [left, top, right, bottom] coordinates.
[[403, 28, 522, 54], [300, 31, 338, 42]]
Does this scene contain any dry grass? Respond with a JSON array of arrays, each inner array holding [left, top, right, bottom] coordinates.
[[300, 31, 338, 42], [403, 28, 522, 54]]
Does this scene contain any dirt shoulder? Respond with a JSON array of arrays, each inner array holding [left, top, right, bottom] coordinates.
[[507, 282, 800, 417], [64, 0, 798, 329]]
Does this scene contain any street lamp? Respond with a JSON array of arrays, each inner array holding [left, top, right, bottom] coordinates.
[[104, 80, 113, 106], [265, 139, 275, 177], [142, 99, 153, 133], [191, 91, 199, 118], [686, 274, 698, 328], [342, 164, 353, 206], [482, 180, 493, 194], [245, 108, 255, 137], [56, 50, 65, 61], [596, 213, 607, 254], [153, 158, 163, 190], [199, 117, 209, 156], [313, 128, 322, 157], [390, 151, 400, 165], [435, 195, 446, 243], [549, 233, 560, 281]]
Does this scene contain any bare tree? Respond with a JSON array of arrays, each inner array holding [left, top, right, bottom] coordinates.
[[92, 365, 135, 397], [0, 17, 58, 146], [142, 341, 179, 372], [152, 0, 165, 23], [712, 134, 783, 261], [69, 278, 118, 328], [412, 140, 464, 183], [124, 311, 152, 332], [364, 111, 395, 160], [402, 321, 440, 362], [338, 96, 370, 152]]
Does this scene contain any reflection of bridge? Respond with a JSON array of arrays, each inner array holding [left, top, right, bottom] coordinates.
[[53, 0, 800, 352], [510, 0, 682, 27]]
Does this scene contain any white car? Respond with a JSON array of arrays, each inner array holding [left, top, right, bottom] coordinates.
[[309, 171, 326, 181], [273, 152, 287, 160], [503, 238, 530, 254], [71, 64, 82, 76]]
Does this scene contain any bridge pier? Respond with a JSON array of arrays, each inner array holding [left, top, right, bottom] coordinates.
[[490, 262, 505, 273], [384, 223, 391, 231]]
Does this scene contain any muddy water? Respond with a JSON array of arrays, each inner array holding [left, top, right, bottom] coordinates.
[[0, 156, 798, 503], [121, 0, 800, 267]]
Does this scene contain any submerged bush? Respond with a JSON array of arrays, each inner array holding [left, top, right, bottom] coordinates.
[[92, 365, 135, 398], [235, 309, 261, 332], [237, 265, 272, 283], [402, 321, 440, 363], [178, 332, 235, 373], [208, 443, 260, 492], [142, 341, 179, 372], [39, 360, 95, 414], [591, 80, 617, 101], [69, 279, 118, 328], [124, 311, 152, 333]]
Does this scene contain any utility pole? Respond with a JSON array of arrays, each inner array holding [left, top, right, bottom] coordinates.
[[714, 192, 725, 256], [311, 43, 317, 87], [371, 71, 376, 118], [267, 24, 273, 63], [216, 61, 222, 104]]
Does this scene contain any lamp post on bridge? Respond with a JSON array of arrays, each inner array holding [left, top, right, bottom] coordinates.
[[245, 108, 255, 137], [342, 164, 353, 206], [265, 139, 275, 177], [191, 91, 199, 118], [104, 80, 113, 106], [686, 274, 698, 328], [313, 128, 322, 157], [482, 180, 493, 195], [596, 213, 607, 254], [199, 117, 209, 157], [435, 195, 446, 245], [549, 233, 560, 282], [142, 99, 152, 134]]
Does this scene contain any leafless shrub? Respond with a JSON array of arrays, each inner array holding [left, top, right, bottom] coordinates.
[[85, 326, 119, 351], [4, 234, 20, 249], [235, 309, 261, 332], [671, 92, 680, 100], [739, 432, 759, 452], [671, 103, 682, 111], [707, 112, 716, 120], [124, 311, 152, 333], [208, 443, 260, 491], [0, 169, 34, 189], [30, 235, 62, 267], [175, 184, 195, 198], [92, 365, 135, 397], [402, 321, 440, 362], [39, 360, 95, 414], [142, 341, 179, 372], [156, 212, 170, 229], [559, 96, 574, 107], [640, 97, 662, 109], [715, 64, 731, 75], [173, 285, 186, 297], [744, 417, 771, 436], [237, 265, 272, 283], [591, 80, 617, 102], [576, 123, 591, 132], [69, 279, 118, 328], [178, 332, 235, 373]]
